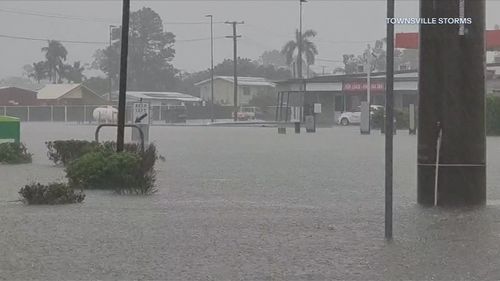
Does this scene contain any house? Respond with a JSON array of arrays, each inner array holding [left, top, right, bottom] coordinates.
[[37, 84, 107, 105], [195, 76, 276, 106], [0, 87, 38, 106]]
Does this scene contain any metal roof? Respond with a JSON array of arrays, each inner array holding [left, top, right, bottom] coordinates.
[[113, 91, 202, 102], [195, 76, 275, 87], [37, 84, 81, 99]]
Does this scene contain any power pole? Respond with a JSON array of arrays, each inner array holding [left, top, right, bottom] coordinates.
[[116, 0, 130, 152], [418, 0, 486, 206], [225, 21, 244, 121]]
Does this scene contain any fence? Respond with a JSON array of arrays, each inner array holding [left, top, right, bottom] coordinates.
[[0, 105, 243, 123]]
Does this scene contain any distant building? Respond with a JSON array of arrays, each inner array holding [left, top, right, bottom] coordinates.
[[195, 76, 276, 106], [0, 86, 38, 106], [37, 84, 107, 105], [110, 91, 202, 106]]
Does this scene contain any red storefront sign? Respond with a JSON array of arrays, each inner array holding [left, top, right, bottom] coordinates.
[[343, 81, 385, 92]]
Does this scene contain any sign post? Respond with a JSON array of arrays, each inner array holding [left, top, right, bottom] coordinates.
[[132, 102, 150, 144]]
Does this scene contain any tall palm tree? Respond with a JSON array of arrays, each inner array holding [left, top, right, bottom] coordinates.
[[281, 29, 318, 78], [41, 40, 68, 83]]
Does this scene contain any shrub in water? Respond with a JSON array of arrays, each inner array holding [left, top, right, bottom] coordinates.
[[46, 140, 99, 166], [66, 150, 157, 195], [46, 140, 162, 167], [0, 142, 32, 164], [19, 182, 85, 205]]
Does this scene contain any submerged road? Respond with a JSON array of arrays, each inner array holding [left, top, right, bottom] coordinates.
[[1, 123, 500, 280]]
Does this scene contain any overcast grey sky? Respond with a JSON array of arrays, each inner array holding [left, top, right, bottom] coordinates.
[[1, 0, 499, 79]]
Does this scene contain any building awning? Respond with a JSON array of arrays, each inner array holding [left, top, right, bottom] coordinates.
[[395, 30, 500, 50]]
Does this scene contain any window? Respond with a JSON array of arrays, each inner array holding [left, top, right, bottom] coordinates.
[[243, 87, 251, 96]]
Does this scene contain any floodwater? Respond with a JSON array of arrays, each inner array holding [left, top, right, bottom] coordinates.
[[2, 123, 500, 280]]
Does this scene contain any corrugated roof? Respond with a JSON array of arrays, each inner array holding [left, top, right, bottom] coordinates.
[[112, 91, 202, 102], [195, 76, 275, 87], [37, 84, 81, 99]]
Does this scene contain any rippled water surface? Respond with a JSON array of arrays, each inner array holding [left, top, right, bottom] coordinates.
[[1, 123, 500, 280]]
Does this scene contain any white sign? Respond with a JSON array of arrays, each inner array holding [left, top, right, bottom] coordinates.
[[133, 103, 150, 124]]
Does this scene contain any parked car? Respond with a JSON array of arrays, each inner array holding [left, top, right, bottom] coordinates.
[[233, 106, 261, 121], [338, 105, 384, 126]]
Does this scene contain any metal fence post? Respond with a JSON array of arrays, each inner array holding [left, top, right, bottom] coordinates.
[[83, 105, 87, 123]]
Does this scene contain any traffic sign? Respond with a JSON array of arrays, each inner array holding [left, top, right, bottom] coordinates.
[[133, 103, 150, 124]]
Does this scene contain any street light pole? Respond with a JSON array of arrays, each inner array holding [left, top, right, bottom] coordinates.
[[298, 0, 307, 79], [364, 44, 373, 134], [206, 15, 215, 123], [385, 0, 395, 240], [108, 25, 117, 102]]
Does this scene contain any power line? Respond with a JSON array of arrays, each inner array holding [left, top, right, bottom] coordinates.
[[0, 8, 226, 26], [176, 36, 225, 42], [0, 33, 226, 45], [0, 8, 117, 24], [0, 34, 107, 45]]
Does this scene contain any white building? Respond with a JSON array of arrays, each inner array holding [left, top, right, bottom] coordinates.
[[195, 76, 276, 106]]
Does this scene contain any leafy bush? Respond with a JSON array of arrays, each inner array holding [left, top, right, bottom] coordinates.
[[46, 140, 100, 166], [46, 140, 162, 167], [19, 182, 85, 205], [66, 150, 157, 195], [486, 96, 500, 136], [0, 142, 32, 164]]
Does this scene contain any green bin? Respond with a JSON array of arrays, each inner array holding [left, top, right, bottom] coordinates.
[[0, 116, 20, 143]]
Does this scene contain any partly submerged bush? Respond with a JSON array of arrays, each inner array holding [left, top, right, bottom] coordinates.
[[46, 140, 162, 167], [19, 182, 85, 205], [46, 140, 100, 166], [66, 150, 157, 195], [0, 142, 32, 164]]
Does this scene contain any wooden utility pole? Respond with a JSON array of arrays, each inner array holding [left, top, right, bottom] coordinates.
[[116, 0, 130, 152], [418, 0, 486, 206], [225, 21, 243, 121]]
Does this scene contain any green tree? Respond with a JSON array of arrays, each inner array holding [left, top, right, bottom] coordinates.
[[93, 7, 177, 91], [260, 50, 287, 68], [83, 77, 109, 96], [41, 40, 68, 83], [28, 61, 49, 84], [281, 29, 318, 75], [62, 61, 85, 83]]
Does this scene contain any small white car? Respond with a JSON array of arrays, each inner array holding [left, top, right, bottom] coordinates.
[[338, 105, 384, 126]]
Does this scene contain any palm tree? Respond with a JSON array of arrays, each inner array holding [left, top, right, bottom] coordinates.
[[41, 40, 68, 83], [281, 29, 318, 78]]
